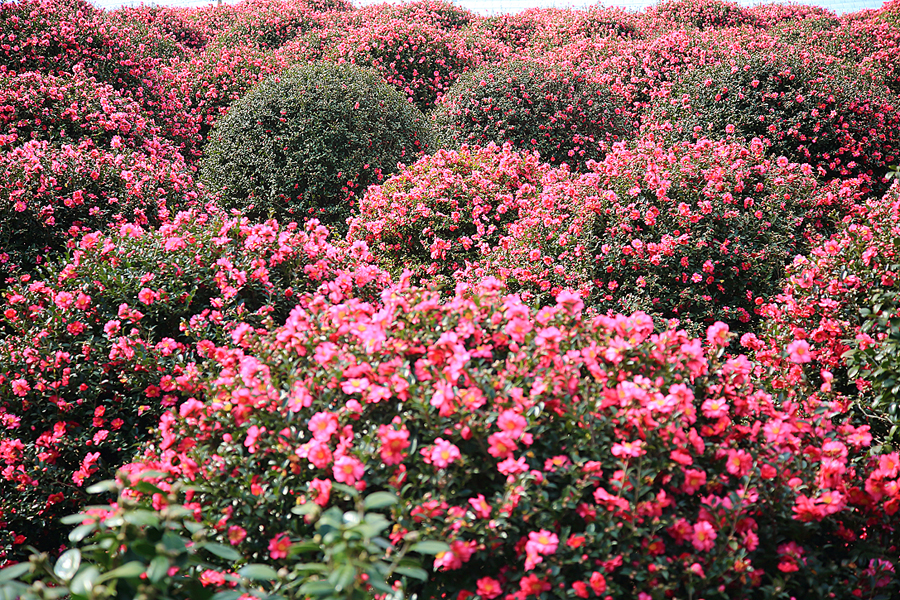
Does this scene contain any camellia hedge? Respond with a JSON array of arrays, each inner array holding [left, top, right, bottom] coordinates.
[[1, 0, 899, 597]]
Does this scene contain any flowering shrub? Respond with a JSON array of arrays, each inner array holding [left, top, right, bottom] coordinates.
[[346, 0, 475, 31], [347, 144, 554, 287], [471, 7, 638, 55], [211, 0, 320, 50], [752, 185, 900, 444], [0, 0, 201, 153], [323, 19, 481, 112], [747, 3, 837, 29], [0, 478, 440, 600], [0, 139, 196, 280], [0, 69, 160, 151], [109, 4, 209, 51], [115, 279, 899, 599], [0, 207, 389, 561], [172, 43, 289, 142], [661, 46, 900, 188], [647, 0, 761, 29], [200, 63, 432, 232], [434, 60, 632, 170], [487, 137, 862, 332]]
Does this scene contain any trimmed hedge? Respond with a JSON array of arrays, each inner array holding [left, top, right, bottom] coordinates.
[[200, 62, 433, 233]]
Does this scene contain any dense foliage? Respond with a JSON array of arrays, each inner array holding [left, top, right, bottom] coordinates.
[[200, 62, 432, 232]]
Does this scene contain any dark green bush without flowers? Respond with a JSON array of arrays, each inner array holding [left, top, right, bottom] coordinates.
[[200, 63, 432, 233], [433, 60, 632, 171], [661, 47, 900, 190]]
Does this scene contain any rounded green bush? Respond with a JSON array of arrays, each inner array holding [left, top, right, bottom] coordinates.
[[200, 63, 433, 232], [433, 60, 632, 171]]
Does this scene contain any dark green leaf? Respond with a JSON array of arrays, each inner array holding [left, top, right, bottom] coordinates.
[[86, 480, 119, 495], [409, 541, 450, 555], [237, 564, 279, 582], [147, 556, 169, 583], [123, 510, 161, 528], [329, 564, 355, 592], [96, 561, 146, 583], [69, 523, 96, 544], [298, 580, 336, 596], [131, 481, 165, 496], [363, 492, 398, 511], [393, 566, 428, 581], [0, 563, 32, 582], [199, 543, 241, 562]]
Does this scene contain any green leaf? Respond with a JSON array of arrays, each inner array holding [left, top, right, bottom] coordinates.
[[291, 503, 319, 517], [0, 581, 30, 600], [69, 523, 96, 544], [288, 563, 328, 574], [393, 566, 428, 581], [409, 541, 450, 555], [363, 492, 398, 511], [123, 509, 161, 528], [70, 566, 101, 597], [86, 480, 119, 495], [54, 549, 82, 581], [96, 561, 146, 583], [212, 592, 245, 600], [0, 563, 32, 582], [199, 543, 241, 562], [330, 482, 359, 499], [298, 580, 336, 596], [237, 564, 279, 582], [288, 541, 321, 555], [147, 556, 169, 584], [131, 481, 166, 496], [329, 563, 355, 592]]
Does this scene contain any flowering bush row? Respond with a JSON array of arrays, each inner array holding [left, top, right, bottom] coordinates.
[[100, 277, 900, 599], [0, 207, 388, 561], [352, 138, 863, 334], [660, 45, 900, 190], [751, 184, 900, 445]]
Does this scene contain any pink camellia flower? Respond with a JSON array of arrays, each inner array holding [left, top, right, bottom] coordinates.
[[427, 438, 461, 469], [227, 525, 247, 545], [309, 478, 332, 507], [701, 397, 730, 419], [589, 572, 607, 595], [306, 440, 333, 470], [377, 424, 410, 466], [333, 455, 365, 485], [137, 287, 157, 305], [487, 432, 517, 459], [786, 339, 812, 364], [308, 411, 339, 441], [468, 494, 491, 519], [497, 410, 527, 439], [53, 291, 73, 310], [706, 321, 730, 347], [268, 533, 292, 560], [611, 440, 645, 459], [341, 377, 370, 395], [10, 378, 30, 397], [691, 520, 717, 552], [476, 577, 503, 599], [524, 529, 559, 570]]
